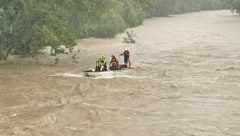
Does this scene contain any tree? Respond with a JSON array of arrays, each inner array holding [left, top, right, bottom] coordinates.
[[0, 0, 75, 61], [153, 0, 175, 16], [224, 0, 240, 13]]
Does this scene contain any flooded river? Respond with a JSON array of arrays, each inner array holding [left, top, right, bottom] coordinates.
[[0, 10, 240, 136]]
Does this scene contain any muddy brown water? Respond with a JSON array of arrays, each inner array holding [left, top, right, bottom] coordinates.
[[0, 10, 240, 136]]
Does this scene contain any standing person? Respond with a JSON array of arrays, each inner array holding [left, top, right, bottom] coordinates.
[[96, 54, 107, 71], [109, 55, 119, 70], [120, 48, 131, 68]]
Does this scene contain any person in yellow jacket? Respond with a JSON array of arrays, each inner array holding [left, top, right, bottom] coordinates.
[[96, 54, 107, 71]]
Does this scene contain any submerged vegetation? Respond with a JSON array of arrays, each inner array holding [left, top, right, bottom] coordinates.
[[0, 0, 239, 61], [123, 30, 137, 44]]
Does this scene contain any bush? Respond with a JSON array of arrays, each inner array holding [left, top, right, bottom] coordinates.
[[153, 0, 175, 16], [122, 2, 144, 27], [95, 10, 126, 38]]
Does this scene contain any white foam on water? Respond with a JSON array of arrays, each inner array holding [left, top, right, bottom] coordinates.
[[49, 70, 148, 79], [49, 73, 85, 78], [94, 74, 147, 79], [83, 69, 148, 79]]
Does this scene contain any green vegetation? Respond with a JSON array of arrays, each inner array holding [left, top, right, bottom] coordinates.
[[123, 30, 137, 43], [222, 0, 240, 13], [0, 0, 237, 61], [0, 0, 75, 61], [153, 0, 224, 16], [68, 0, 152, 38]]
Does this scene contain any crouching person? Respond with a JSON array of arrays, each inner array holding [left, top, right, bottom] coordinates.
[[96, 54, 107, 71]]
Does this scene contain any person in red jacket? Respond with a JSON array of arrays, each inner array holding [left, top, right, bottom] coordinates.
[[109, 55, 119, 70]]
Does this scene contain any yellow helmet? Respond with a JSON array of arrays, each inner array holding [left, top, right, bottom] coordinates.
[[124, 48, 128, 51], [99, 53, 105, 59]]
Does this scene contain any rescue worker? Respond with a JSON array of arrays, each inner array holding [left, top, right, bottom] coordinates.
[[109, 55, 119, 70], [120, 48, 130, 68], [96, 54, 107, 71]]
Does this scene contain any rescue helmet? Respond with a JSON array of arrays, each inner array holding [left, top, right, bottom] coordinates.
[[99, 53, 104, 58]]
